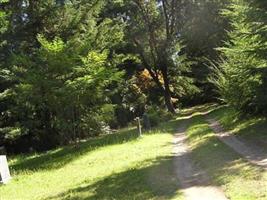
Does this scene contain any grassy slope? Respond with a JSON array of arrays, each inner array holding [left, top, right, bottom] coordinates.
[[185, 106, 267, 200], [209, 106, 267, 147], [0, 123, 184, 200]]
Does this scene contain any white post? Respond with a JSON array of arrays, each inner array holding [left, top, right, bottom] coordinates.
[[136, 117, 142, 137], [0, 155, 11, 184]]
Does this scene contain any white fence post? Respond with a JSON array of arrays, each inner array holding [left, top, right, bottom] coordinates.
[[0, 155, 11, 184]]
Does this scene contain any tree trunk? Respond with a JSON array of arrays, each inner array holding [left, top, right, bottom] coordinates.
[[164, 86, 176, 113], [162, 67, 176, 113]]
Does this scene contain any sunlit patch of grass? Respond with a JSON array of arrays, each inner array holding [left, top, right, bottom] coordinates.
[[0, 122, 184, 200], [186, 115, 267, 200]]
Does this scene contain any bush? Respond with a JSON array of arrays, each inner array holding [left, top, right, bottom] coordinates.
[[210, 0, 267, 115], [144, 106, 173, 127]]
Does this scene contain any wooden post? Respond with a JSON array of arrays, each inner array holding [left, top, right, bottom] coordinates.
[[136, 117, 142, 137]]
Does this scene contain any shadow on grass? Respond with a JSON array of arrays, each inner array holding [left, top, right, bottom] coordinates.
[[187, 114, 265, 191], [208, 106, 267, 147], [43, 156, 182, 200], [11, 128, 140, 172], [236, 119, 267, 145], [11, 115, 183, 173]]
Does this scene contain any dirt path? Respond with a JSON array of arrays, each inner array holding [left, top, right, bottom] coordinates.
[[173, 122, 228, 200], [207, 118, 267, 170]]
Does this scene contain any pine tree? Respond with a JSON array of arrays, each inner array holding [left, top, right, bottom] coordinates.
[[212, 0, 267, 114], [0, 0, 125, 152]]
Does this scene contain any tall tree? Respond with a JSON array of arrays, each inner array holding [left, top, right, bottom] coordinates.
[[211, 0, 267, 114], [178, 0, 229, 105], [105, 0, 229, 107], [124, 0, 195, 113], [0, 0, 125, 152]]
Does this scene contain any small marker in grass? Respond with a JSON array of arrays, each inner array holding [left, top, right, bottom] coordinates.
[[136, 117, 142, 137], [0, 155, 11, 184]]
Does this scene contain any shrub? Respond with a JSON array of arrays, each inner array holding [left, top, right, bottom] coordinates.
[[144, 106, 173, 127]]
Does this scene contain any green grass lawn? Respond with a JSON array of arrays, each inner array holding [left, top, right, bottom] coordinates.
[[186, 112, 267, 200], [0, 122, 184, 200]]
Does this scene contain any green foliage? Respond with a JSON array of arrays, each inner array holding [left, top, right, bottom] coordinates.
[[145, 106, 173, 127], [0, 2, 8, 36], [110, 76, 147, 128], [211, 0, 267, 114], [169, 44, 201, 100], [122, 0, 200, 112], [176, 0, 229, 105], [0, 0, 126, 152], [1, 0, 260, 153], [9, 34, 123, 150]]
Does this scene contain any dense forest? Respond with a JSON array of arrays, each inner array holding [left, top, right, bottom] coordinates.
[[0, 0, 266, 154]]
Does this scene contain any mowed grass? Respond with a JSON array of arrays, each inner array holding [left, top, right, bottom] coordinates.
[[0, 122, 184, 200], [186, 114, 267, 200]]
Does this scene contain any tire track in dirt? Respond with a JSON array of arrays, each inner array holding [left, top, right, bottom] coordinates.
[[173, 121, 228, 200]]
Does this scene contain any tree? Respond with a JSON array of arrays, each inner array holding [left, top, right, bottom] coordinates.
[[122, 0, 196, 113], [211, 0, 267, 114], [0, 0, 125, 152], [178, 0, 229, 105]]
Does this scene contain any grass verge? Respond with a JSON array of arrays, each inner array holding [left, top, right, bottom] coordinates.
[[209, 106, 267, 148], [0, 122, 183, 200]]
